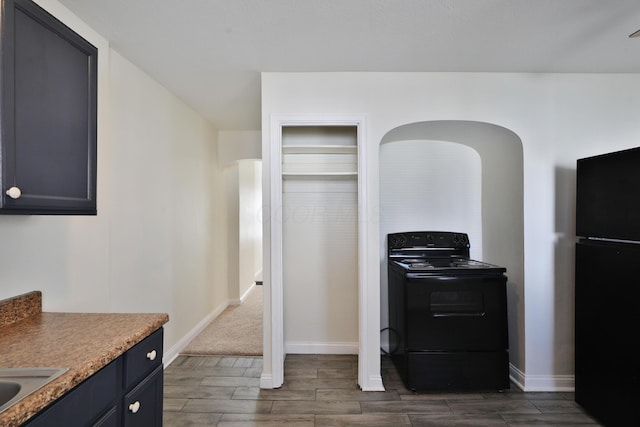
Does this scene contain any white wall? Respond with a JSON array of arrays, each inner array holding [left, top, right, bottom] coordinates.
[[261, 71, 640, 391], [218, 131, 261, 167], [239, 160, 263, 299], [0, 0, 228, 360], [282, 183, 359, 352], [379, 140, 483, 258], [219, 131, 263, 303], [253, 161, 263, 282], [224, 165, 240, 301]]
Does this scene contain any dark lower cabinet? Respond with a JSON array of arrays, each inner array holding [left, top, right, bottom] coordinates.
[[123, 366, 163, 427], [25, 328, 164, 427], [94, 407, 118, 427], [23, 360, 118, 426]]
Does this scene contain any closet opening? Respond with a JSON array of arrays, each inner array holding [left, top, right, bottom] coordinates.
[[264, 115, 380, 391], [282, 126, 359, 355]]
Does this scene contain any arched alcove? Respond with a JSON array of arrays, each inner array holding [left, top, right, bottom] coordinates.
[[379, 120, 525, 378]]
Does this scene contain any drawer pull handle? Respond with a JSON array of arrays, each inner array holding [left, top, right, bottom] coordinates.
[[146, 350, 157, 361], [129, 401, 141, 414]]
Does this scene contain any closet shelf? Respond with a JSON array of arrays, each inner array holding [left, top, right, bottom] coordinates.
[[282, 145, 356, 154], [282, 172, 357, 179]]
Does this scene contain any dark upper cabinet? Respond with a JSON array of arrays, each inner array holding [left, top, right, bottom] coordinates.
[[0, 0, 97, 215]]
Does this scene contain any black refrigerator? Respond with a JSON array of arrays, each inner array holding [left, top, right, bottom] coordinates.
[[575, 146, 640, 426]]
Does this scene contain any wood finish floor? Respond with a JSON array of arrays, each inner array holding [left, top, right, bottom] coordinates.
[[163, 354, 602, 426]]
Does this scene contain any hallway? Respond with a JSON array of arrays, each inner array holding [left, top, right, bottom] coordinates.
[[182, 286, 262, 356]]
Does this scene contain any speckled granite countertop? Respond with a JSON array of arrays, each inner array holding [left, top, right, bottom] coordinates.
[[0, 291, 169, 427]]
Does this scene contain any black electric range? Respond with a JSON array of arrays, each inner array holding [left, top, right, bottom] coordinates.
[[387, 231, 510, 391]]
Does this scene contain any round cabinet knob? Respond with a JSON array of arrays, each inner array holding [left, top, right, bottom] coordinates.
[[146, 349, 157, 361], [5, 186, 21, 199], [129, 401, 141, 414]]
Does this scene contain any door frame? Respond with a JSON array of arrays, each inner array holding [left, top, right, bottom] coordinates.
[[262, 113, 382, 390]]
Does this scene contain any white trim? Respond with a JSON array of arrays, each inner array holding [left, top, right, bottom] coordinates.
[[355, 116, 375, 391], [509, 362, 526, 390], [241, 283, 257, 302], [259, 373, 276, 389], [228, 283, 257, 306], [162, 301, 228, 367], [360, 375, 385, 392], [266, 114, 373, 390], [523, 374, 575, 392], [285, 342, 359, 354], [509, 363, 575, 392], [269, 114, 285, 388]]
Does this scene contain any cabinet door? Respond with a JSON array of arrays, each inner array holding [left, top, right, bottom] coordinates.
[[92, 406, 118, 427], [24, 361, 117, 427], [123, 365, 164, 427], [0, 0, 97, 214]]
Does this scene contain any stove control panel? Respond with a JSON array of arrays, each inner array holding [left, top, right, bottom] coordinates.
[[388, 231, 470, 250]]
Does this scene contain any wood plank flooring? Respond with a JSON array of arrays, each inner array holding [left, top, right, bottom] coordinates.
[[163, 354, 602, 426]]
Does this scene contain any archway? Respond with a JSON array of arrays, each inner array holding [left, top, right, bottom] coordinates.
[[379, 120, 525, 380]]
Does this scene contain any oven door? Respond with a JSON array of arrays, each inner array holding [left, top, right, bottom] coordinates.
[[405, 273, 508, 351]]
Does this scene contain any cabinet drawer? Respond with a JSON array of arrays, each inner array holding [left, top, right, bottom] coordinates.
[[123, 365, 163, 427], [124, 328, 163, 389]]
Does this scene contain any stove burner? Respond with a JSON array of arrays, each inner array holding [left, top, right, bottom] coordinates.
[[395, 257, 503, 271], [402, 261, 433, 269]]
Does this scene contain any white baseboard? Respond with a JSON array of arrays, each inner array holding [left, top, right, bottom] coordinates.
[[509, 362, 575, 392], [360, 374, 385, 391], [163, 300, 229, 367], [229, 283, 257, 306], [241, 283, 257, 303], [285, 342, 359, 354], [522, 374, 575, 392], [259, 373, 277, 389], [509, 362, 526, 390]]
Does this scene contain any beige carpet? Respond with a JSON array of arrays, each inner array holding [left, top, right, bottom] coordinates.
[[183, 285, 262, 356]]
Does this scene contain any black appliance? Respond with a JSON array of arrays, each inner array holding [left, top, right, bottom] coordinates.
[[575, 147, 640, 426], [387, 231, 509, 391]]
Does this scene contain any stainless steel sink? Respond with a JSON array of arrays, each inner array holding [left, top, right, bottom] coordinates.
[[0, 368, 68, 414]]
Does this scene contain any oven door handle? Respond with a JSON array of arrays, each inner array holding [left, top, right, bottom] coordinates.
[[431, 311, 485, 317]]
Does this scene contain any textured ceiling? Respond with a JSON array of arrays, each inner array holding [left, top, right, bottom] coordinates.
[[57, 0, 640, 130]]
